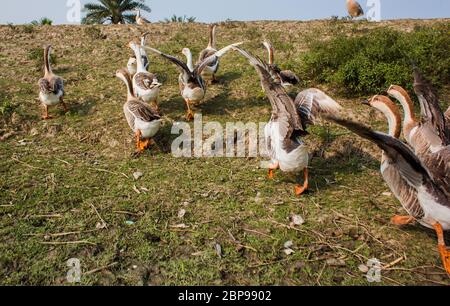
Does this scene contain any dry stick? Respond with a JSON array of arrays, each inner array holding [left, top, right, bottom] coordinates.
[[55, 158, 71, 166], [249, 258, 291, 268], [225, 228, 258, 253], [39, 240, 96, 246], [113, 210, 141, 216], [28, 214, 63, 219], [26, 229, 99, 238], [84, 262, 118, 275], [11, 157, 46, 171], [382, 256, 405, 270], [243, 228, 276, 240], [88, 202, 108, 229], [316, 262, 327, 286], [267, 218, 325, 239]]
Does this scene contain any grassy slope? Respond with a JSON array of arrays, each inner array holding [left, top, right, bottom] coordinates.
[[0, 19, 449, 285]]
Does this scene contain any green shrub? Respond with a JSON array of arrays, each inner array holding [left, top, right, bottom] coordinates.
[[0, 100, 16, 117], [300, 24, 450, 96], [30, 18, 53, 25]]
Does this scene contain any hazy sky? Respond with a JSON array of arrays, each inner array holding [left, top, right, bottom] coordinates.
[[1, 0, 449, 24]]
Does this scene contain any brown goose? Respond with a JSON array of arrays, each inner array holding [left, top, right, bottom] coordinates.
[[38, 45, 67, 119], [326, 115, 450, 276], [362, 95, 422, 224], [146, 42, 242, 121], [346, 0, 364, 18], [116, 69, 162, 154], [233, 46, 341, 196], [388, 74, 449, 197], [263, 41, 299, 88], [197, 24, 219, 83]]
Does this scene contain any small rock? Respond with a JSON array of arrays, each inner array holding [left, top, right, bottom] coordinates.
[[125, 220, 135, 225], [178, 209, 186, 219], [358, 264, 369, 273], [291, 214, 305, 226], [133, 171, 143, 180], [283, 248, 295, 256], [215, 243, 222, 258], [284, 240, 294, 249]]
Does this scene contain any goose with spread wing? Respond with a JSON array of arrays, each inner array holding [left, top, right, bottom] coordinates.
[[129, 41, 162, 110], [197, 24, 220, 83], [387, 71, 449, 197], [146, 42, 243, 121], [233, 46, 342, 196], [135, 9, 150, 25], [326, 115, 450, 276], [116, 69, 162, 154], [38, 45, 68, 120], [263, 41, 299, 89]]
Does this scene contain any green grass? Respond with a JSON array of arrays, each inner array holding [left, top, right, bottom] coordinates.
[[0, 20, 449, 286]]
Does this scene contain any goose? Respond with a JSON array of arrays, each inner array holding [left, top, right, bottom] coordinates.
[[197, 24, 219, 83], [232, 46, 342, 195], [263, 41, 299, 89], [116, 68, 162, 154], [146, 42, 243, 121], [129, 41, 162, 110], [346, 0, 364, 19], [135, 9, 150, 25], [362, 95, 422, 225], [388, 73, 449, 197], [38, 45, 67, 120], [127, 56, 137, 76], [325, 115, 450, 275]]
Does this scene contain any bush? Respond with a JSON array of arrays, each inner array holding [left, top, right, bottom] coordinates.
[[300, 24, 450, 96]]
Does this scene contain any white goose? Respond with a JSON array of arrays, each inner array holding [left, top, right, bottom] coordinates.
[[146, 42, 243, 121], [129, 41, 162, 110], [233, 46, 342, 195], [116, 68, 162, 154], [38, 45, 67, 119]]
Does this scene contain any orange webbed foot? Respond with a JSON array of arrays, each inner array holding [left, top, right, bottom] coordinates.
[[391, 215, 415, 226]]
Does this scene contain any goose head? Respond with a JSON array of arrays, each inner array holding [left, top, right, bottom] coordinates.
[[363, 95, 401, 138], [182, 48, 194, 71]]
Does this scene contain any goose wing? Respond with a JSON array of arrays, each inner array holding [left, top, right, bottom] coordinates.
[[126, 99, 160, 122], [134, 72, 159, 90], [294, 88, 342, 129], [146, 47, 193, 78], [194, 42, 243, 76], [233, 46, 305, 146], [413, 67, 450, 145], [39, 76, 64, 95]]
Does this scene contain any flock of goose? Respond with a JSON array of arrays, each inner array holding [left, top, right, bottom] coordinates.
[[37, 18, 449, 275]]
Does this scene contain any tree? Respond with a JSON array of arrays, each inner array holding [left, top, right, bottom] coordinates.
[[30, 18, 53, 25], [82, 0, 151, 24]]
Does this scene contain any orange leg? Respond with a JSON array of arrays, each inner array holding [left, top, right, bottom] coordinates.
[[42, 105, 52, 120], [268, 162, 279, 179], [185, 99, 194, 121], [135, 130, 144, 153], [294, 168, 309, 196], [391, 215, 415, 226], [60, 97, 68, 113], [433, 223, 450, 276]]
